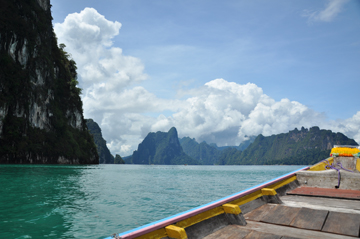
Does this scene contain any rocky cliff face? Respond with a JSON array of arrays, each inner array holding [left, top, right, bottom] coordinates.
[[0, 0, 99, 164], [85, 119, 114, 164], [131, 127, 199, 165], [179, 137, 221, 165]]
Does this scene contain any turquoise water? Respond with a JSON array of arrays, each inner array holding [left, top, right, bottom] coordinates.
[[0, 164, 305, 239]]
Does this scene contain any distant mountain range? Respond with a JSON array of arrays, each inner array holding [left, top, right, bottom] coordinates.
[[179, 135, 257, 165], [220, 126, 357, 165], [126, 126, 358, 165], [87, 121, 358, 165]]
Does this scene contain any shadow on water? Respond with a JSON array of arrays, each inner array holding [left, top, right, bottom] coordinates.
[[0, 165, 96, 239]]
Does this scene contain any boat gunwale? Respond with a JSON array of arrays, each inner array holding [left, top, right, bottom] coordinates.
[[112, 166, 310, 239]]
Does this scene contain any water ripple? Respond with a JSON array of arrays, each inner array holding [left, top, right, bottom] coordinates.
[[0, 164, 304, 239]]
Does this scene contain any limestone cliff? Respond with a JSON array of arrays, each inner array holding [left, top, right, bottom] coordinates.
[[0, 0, 99, 164], [179, 137, 220, 165], [131, 127, 199, 165], [224, 127, 358, 165], [86, 119, 114, 164]]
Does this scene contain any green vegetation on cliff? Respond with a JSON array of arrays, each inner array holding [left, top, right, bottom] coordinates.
[[179, 137, 220, 165], [222, 127, 358, 165], [128, 126, 357, 165], [114, 154, 125, 164], [0, 0, 98, 163], [130, 126, 358, 165], [238, 136, 256, 151], [131, 127, 199, 165], [217, 147, 241, 165], [179, 127, 357, 165]]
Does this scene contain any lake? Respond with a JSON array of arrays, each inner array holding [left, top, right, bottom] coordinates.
[[0, 164, 305, 239]]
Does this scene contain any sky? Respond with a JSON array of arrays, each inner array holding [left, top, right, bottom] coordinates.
[[51, 0, 360, 156]]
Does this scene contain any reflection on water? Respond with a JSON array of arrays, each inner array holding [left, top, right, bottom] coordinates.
[[0, 164, 304, 239]]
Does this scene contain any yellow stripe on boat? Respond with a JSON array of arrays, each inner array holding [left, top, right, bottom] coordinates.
[[175, 206, 224, 228], [308, 157, 333, 171], [231, 190, 263, 206], [267, 175, 297, 189]]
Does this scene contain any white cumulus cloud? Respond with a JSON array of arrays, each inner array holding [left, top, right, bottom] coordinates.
[[54, 8, 158, 155], [54, 7, 147, 90], [54, 8, 359, 156], [149, 79, 360, 148], [150, 79, 328, 147]]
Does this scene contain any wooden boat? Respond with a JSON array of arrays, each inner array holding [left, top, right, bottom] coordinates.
[[108, 145, 360, 239]]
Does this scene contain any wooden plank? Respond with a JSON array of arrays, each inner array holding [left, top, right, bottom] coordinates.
[[281, 195, 360, 216], [287, 186, 360, 200], [260, 205, 301, 226], [244, 230, 281, 239], [244, 221, 356, 239], [290, 207, 329, 230], [322, 211, 360, 237], [244, 204, 278, 222], [202, 225, 251, 239], [281, 195, 360, 212]]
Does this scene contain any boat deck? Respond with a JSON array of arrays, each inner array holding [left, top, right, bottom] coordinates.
[[204, 187, 360, 239], [110, 155, 360, 239]]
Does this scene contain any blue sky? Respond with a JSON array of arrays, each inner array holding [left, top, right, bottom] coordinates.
[[51, 0, 360, 156]]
